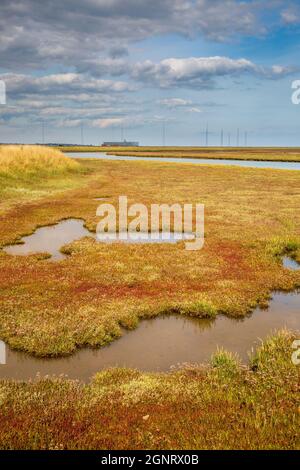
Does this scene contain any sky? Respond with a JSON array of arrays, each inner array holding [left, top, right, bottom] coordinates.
[[1, 0, 300, 146]]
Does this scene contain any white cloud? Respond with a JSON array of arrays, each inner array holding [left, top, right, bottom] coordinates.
[[163, 57, 256, 76], [158, 98, 192, 108], [281, 9, 299, 25], [57, 119, 83, 128], [187, 107, 202, 113], [92, 114, 175, 129], [158, 98, 202, 113], [0, 72, 134, 96], [92, 117, 125, 128], [131, 56, 293, 88], [0, 1, 286, 71]]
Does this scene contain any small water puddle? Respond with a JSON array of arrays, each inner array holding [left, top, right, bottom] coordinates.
[[283, 256, 300, 271], [3, 219, 91, 261], [3, 219, 196, 260], [0, 291, 299, 382]]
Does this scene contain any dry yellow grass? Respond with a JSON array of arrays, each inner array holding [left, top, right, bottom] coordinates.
[[0, 145, 79, 178], [0, 145, 85, 211]]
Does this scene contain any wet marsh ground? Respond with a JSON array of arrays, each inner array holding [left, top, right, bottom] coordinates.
[[1, 157, 300, 356], [0, 146, 299, 449], [0, 290, 299, 382], [0, 331, 298, 449], [61, 145, 300, 162]]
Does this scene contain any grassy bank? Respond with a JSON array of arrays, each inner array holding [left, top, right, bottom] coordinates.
[[0, 145, 79, 177], [0, 331, 298, 450], [0, 158, 299, 356], [0, 145, 86, 209], [59, 145, 300, 162]]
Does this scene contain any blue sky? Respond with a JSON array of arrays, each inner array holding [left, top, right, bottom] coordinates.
[[1, 0, 300, 146]]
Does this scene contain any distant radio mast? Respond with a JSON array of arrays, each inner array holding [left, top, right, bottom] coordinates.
[[228, 132, 231, 147], [80, 122, 84, 146], [237, 128, 240, 147], [205, 123, 208, 146], [162, 121, 166, 146], [220, 128, 223, 147]]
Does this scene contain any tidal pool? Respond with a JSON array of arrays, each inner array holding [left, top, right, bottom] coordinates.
[[68, 152, 300, 171], [283, 256, 300, 270], [3, 219, 195, 260], [3, 219, 91, 261], [4, 218, 299, 267], [0, 291, 299, 382]]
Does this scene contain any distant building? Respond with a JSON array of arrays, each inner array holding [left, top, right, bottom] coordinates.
[[102, 140, 139, 147]]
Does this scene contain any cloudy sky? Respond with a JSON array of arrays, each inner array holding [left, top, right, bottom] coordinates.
[[1, 0, 300, 146]]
